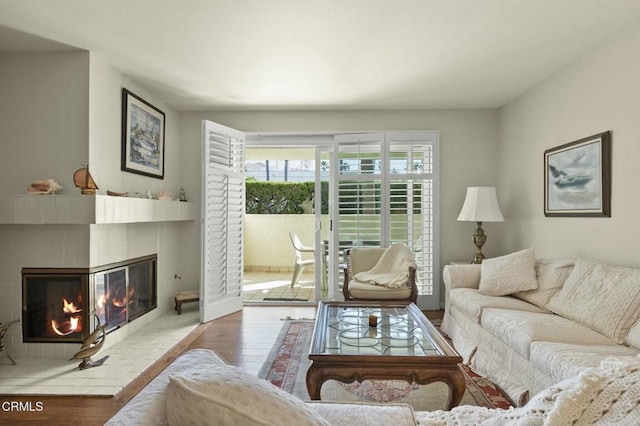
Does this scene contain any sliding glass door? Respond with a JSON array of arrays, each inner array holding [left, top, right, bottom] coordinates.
[[244, 136, 334, 304]]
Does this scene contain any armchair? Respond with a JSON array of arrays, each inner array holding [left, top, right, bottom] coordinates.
[[343, 245, 418, 304]]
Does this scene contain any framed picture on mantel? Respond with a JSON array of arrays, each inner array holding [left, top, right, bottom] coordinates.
[[544, 131, 611, 217], [121, 88, 165, 179]]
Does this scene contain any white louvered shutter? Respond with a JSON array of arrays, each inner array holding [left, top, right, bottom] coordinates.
[[387, 132, 439, 309], [333, 132, 439, 309], [201, 120, 245, 323]]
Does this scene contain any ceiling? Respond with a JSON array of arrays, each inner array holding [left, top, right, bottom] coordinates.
[[2, 0, 640, 111]]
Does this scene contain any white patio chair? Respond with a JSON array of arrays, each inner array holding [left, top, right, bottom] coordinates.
[[289, 231, 315, 287]]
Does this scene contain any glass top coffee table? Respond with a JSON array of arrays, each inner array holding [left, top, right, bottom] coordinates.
[[307, 301, 465, 409]]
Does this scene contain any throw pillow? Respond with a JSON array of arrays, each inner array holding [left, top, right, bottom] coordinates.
[[547, 259, 640, 344], [625, 321, 640, 350], [479, 248, 538, 296], [513, 259, 575, 309], [166, 365, 329, 426]]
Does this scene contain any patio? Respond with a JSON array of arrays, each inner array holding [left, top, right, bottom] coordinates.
[[243, 270, 317, 304]]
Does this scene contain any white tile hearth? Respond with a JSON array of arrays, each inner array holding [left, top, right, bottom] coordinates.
[[0, 310, 199, 396]]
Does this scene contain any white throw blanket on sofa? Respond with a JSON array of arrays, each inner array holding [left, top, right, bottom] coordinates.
[[353, 243, 416, 289]]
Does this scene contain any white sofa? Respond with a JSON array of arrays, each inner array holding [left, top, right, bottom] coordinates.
[[442, 249, 640, 406], [105, 348, 417, 426], [106, 347, 640, 425]]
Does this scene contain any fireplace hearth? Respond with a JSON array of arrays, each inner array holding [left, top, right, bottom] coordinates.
[[22, 255, 157, 344]]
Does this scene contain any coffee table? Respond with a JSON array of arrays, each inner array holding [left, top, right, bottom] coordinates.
[[306, 301, 465, 409]]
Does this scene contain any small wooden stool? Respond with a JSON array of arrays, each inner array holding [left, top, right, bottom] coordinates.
[[174, 290, 200, 315]]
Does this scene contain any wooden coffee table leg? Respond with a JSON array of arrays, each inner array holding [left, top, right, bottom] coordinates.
[[446, 366, 466, 410], [305, 364, 323, 400]]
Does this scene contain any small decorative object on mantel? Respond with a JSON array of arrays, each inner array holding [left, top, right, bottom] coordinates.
[[27, 179, 62, 195], [133, 189, 153, 199], [544, 131, 611, 217], [73, 165, 99, 195], [69, 314, 109, 370], [106, 190, 129, 197], [156, 190, 171, 200], [179, 186, 187, 202]]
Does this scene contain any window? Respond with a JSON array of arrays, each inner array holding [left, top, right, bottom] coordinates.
[[334, 132, 439, 308]]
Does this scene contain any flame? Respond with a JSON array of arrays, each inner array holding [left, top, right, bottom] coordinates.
[[96, 294, 106, 310], [51, 316, 81, 336], [50, 297, 83, 336], [111, 287, 127, 308], [62, 298, 81, 314]]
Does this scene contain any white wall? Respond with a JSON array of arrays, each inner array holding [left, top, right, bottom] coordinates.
[[0, 52, 196, 359], [87, 54, 193, 295], [89, 53, 182, 198], [498, 25, 640, 267], [0, 52, 90, 193], [179, 110, 500, 297]]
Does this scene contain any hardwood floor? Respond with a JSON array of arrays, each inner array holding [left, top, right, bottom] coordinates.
[[0, 306, 443, 425]]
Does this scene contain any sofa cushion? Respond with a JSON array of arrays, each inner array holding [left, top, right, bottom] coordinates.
[[547, 258, 640, 343], [529, 341, 639, 384], [347, 279, 412, 300], [105, 349, 227, 426], [166, 364, 329, 426], [626, 320, 640, 350], [450, 288, 547, 323], [347, 247, 386, 277], [481, 309, 615, 359], [513, 259, 575, 310], [479, 248, 538, 296], [308, 402, 417, 425]]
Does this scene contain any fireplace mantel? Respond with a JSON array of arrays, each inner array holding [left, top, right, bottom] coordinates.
[[0, 195, 196, 225]]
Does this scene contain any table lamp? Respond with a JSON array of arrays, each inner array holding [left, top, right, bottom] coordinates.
[[457, 187, 504, 264]]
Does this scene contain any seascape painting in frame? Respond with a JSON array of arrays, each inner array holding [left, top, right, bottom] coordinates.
[[544, 131, 611, 217], [121, 88, 165, 179]]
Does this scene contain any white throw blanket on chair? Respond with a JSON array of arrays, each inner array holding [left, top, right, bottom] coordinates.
[[353, 243, 416, 289]]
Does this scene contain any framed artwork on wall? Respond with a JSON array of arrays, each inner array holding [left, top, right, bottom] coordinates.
[[544, 131, 611, 217], [121, 88, 165, 179]]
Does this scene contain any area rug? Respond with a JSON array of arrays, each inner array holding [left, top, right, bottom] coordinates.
[[258, 319, 513, 412]]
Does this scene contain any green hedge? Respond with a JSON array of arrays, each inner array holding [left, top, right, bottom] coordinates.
[[246, 181, 329, 214]]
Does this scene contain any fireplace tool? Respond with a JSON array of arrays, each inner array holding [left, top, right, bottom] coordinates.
[[70, 314, 110, 370]]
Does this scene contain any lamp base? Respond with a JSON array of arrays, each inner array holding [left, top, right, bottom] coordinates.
[[471, 221, 487, 264]]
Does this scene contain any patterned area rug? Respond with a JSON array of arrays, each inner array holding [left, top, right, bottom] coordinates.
[[258, 319, 513, 412]]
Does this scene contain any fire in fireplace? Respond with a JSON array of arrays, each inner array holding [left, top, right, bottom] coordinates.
[[22, 272, 88, 343], [22, 254, 157, 344]]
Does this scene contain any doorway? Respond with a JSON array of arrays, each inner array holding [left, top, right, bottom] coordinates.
[[242, 140, 333, 305]]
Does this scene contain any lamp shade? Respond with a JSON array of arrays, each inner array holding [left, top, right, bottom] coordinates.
[[457, 187, 505, 222]]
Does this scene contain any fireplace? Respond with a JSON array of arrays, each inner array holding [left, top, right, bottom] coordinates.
[[93, 255, 157, 333], [22, 254, 157, 343], [21, 270, 89, 343]]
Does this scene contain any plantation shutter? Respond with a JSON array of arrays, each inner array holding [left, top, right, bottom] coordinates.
[[387, 132, 439, 309], [201, 120, 245, 323], [335, 133, 385, 249], [333, 131, 439, 309]]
